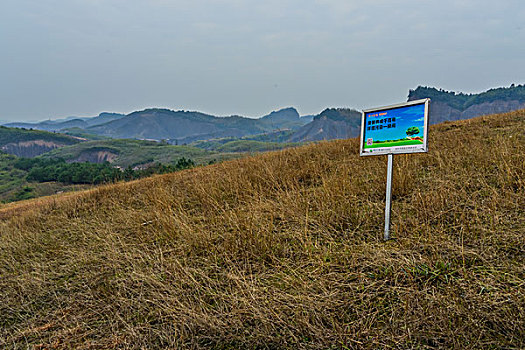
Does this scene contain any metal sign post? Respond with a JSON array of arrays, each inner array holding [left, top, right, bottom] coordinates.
[[359, 99, 430, 241], [384, 154, 393, 240]]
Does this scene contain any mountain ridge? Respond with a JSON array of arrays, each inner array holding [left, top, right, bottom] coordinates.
[[0, 126, 82, 157], [408, 85, 525, 124], [85, 107, 308, 142], [4, 84, 525, 143], [4, 112, 126, 131], [288, 108, 361, 142]]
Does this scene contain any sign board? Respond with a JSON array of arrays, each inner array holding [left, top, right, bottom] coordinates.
[[360, 98, 430, 156]]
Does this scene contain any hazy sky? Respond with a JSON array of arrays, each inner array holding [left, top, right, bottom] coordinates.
[[1, 0, 524, 121]]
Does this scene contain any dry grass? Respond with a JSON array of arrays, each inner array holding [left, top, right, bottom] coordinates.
[[1, 111, 524, 349]]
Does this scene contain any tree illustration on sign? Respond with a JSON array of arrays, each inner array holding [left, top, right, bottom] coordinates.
[[406, 127, 420, 136]]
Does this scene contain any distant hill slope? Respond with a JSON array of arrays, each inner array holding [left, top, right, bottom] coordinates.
[[258, 107, 305, 130], [1, 110, 523, 348], [189, 130, 298, 151], [0, 126, 82, 157], [86, 107, 308, 142], [288, 108, 361, 142], [4, 112, 126, 132], [408, 84, 525, 123], [41, 138, 239, 168]]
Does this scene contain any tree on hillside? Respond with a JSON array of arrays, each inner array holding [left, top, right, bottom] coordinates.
[[406, 127, 420, 136], [123, 166, 135, 181]]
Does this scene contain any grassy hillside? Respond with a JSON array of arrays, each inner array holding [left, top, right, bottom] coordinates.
[[42, 139, 240, 167], [192, 139, 303, 153], [0, 126, 83, 159], [214, 140, 303, 153], [190, 131, 299, 151], [0, 126, 81, 146], [0, 136, 240, 203], [60, 127, 112, 140], [0, 153, 26, 195], [0, 152, 199, 204], [0, 153, 94, 203], [0, 110, 524, 348]]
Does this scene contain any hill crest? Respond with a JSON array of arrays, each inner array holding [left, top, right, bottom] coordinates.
[[409, 84, 525, 124], [0, 125, 81, 157]]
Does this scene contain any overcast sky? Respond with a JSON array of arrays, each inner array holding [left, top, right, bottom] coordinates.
[[1, 0, 524, 121]]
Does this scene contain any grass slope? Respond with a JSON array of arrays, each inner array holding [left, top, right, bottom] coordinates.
[[42, 139, 239, 167], [0, 111, 524, 349], [0, 153, 93, 203], [0, 153, 26, 195], [215, 140, 303, 153], [190, 131, 300, 152], [0, 126, 80, 146]]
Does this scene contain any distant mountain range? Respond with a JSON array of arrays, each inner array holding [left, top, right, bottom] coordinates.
[[86, 107, 312, 143], [408, 85, 525, 124], [4, 108, 313, 143], [3, 84, 525, 144], [1, 107, 362, 144], [5, 112, 125, 132], [288, 108, 361, 142]]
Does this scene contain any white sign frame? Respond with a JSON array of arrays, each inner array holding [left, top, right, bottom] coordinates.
[[360, 98, 430, 156]]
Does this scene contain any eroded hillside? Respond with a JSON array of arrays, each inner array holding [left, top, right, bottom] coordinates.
[[0, 126, 81, 157]]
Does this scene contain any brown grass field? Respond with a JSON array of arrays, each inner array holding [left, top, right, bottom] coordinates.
[[0, 110, 524, 349]]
